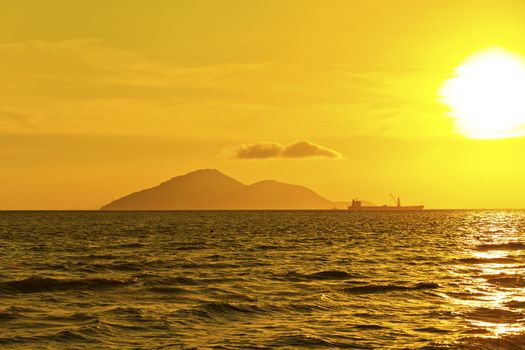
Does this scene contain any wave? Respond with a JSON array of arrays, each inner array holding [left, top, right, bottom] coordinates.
[[475, 242, 525, 251], [286, 302, 333, 313], [0, 276, 135, 294], [253, 244, 281, 250], [164, 276, 199, 285], [307, 270, 355, 280], [44, 312, 98, 324], [483, 274, 525, 288], [102, 261, 145, 271], [79, 254, 116, 260], [343, 282, 439, 294], [115, 243, 145, 248], [147, 286, 186, 294], [353, 324, 387, 330], [456, 333, 525, 350], [69, 259, 167, 272], [176, 262, 242, 269], [0, 330, 99, 346], [174, 245, 207, 251], [456, 257, 518, 264], [272, 270, 357, 282], [52, 329, 98, 342], [505, 300, 525, 308], [464, 307, 523, 323], [142, 276, 198, 287], [269, 334, 358, 348], [414, 326, 451, 334], [445, 291, 485, 301], [0, 310, 21, 321], [184, 302, 268, 319], [101, 307, 143, 317], [461, 328, 492, 335]]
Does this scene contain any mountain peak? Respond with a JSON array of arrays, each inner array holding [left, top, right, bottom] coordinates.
[[161, 168, 241, 185], [101, 169, 339, 210], [170, 168, 224, 180], [186, 168, 221, 175]]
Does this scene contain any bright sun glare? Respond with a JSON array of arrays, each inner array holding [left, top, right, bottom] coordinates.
[[440, 48, 525, 139]]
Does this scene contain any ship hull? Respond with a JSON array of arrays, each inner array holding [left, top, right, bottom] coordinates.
[[348, 205, 424, 211]]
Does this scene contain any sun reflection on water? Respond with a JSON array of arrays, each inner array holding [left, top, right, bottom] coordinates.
[[446, 211, 525, 340]]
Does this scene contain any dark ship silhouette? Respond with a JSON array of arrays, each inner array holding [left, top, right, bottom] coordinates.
[[348, 195, 424, 211]]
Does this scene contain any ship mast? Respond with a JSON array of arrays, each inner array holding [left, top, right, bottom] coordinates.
[[390, 194, 401, 207]]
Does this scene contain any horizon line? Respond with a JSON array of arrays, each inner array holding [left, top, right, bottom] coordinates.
[[1, 208, 524, 212]]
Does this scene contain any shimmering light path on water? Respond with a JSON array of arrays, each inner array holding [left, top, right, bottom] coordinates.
[[1, 211, 525, 349]]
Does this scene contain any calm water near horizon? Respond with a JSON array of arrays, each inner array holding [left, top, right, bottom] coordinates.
[[1, 210, 525, 349]]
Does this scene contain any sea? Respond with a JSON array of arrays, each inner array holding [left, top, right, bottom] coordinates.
[[1, 210, 525, 349]]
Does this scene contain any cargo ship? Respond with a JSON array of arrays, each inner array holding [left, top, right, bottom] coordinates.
[[348, 196, 424, 211]]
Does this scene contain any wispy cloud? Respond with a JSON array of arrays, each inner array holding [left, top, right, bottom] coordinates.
[[229, 140, 341, 159], [0, 39, 446, 138]]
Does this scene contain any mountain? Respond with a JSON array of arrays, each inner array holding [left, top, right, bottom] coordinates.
[[208, 180, 333, 210], [100, 169, 337, 210], [101, 169, 244, 210]]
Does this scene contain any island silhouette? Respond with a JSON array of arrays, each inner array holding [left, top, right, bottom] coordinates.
[[100, 169, 365, 210]]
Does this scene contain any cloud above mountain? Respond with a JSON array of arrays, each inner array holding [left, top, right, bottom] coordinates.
[[229, 140, 341, 159]]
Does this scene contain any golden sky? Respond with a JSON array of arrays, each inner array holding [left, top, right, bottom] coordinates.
[[2, 0, 525, 209]]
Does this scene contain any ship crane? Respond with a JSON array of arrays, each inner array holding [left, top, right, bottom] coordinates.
[[390, 194, 401, 207]]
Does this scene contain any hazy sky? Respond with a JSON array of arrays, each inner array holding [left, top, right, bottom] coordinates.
[[2, 0, 525, 209]]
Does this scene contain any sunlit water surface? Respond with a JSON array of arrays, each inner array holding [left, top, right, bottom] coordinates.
[[1, 210, 525, 349]]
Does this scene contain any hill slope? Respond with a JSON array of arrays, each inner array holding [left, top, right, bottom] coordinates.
[[101, 169, 244, 210], [209, 180, 333, 209], [101, 169, 336, 210]]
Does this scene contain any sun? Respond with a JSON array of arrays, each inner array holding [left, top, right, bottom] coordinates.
[[440, 48, 525, 139]]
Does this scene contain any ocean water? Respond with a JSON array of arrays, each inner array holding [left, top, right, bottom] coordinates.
[[1, 210, 525, 349]]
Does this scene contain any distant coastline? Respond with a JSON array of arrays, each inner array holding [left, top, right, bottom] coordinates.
[[100, 169, 354, 211], [4, 208, 525, 212], [100, 169, 366, 211]]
